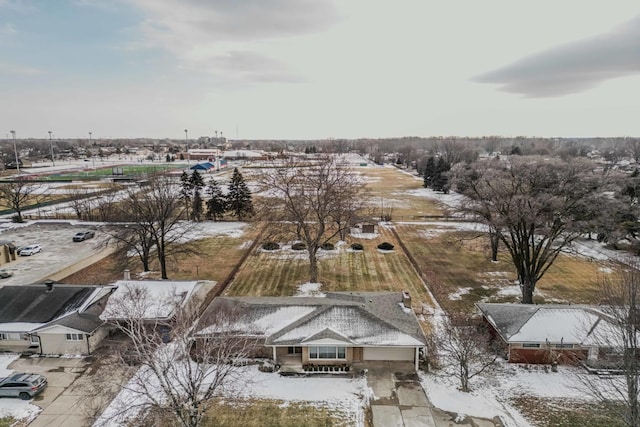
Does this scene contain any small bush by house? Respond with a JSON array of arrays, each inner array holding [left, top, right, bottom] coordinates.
[[262, 242, 280, 251], [291, 242, 306, 251], [321, 242, 335, 250], [351, 242, 364, 251], [377, 242, 394, 251]]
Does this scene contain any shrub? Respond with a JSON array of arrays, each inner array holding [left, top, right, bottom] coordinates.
[[262, 242, 280, 251], [377, 242, 394, 250], [291, 242, 306, 250], [321, 242, 335, 250], [351, 242, 364, 251]]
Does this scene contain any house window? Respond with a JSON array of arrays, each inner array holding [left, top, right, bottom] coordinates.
[[65, 333, 83, 341], [555, 344, 574, 349], [309, 346, 347, 360], [30, 335, 39, 344], [287, 346, 302, 354], [0, 332, 21, 341], [521, 343, 541, 348]]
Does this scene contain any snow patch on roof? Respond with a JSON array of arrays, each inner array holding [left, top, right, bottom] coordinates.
[[272, 306, 424, 346], [102, 280, 200, 320], [295, 282, 326, 298], [509, 308, 599, 344], [0, 322, 44, 333]]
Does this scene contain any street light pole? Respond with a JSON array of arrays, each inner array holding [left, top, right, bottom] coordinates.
[[48, 131, 55, 167], [89, 132, 95, 168], [9, 130, 19, 173], [184, 129, 190, 166]]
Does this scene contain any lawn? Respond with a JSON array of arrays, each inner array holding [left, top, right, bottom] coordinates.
[[358, 166, 446, 219], [226, 225, 436, 311], [204, 399, 351, 427], [396, 223, 616, 313], [62, 223, 260, 285]]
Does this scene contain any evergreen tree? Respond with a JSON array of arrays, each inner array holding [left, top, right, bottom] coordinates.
[[423, 156, 436, 188], [206, 179, 226, 221], [191, 191, 203, 221], [432, 157, 451, 193], [185, 171, 205, 221], [227, 168, 254, 220], [179, 171, 192, 220], [165, 154, 171, 162]]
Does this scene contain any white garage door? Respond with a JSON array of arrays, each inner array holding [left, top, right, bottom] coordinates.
[[363, 347, 414, 361]]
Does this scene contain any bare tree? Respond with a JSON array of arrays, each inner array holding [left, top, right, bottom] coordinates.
[[258, 156, 366, 282], [435, 314, 497, 392], [576, 264, 640, 427], [96, 286, 255, 427], [454, 156, 602, 304], [116, 174, 190, 279], [0, 180, 41, 222]]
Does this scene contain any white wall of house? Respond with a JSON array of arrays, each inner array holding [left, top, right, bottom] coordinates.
[[36, 325, 106, 355]]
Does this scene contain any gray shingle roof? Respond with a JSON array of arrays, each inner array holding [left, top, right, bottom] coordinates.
[[198, 292, 427, 346], [0, 285, 96, 323]]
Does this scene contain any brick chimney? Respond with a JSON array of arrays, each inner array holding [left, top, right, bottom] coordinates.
[[402, 290, 411, 309], [124, 269, 131, 280], [45, 279, 54, 292]]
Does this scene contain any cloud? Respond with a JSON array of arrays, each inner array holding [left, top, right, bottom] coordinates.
[[0, 62, 43, 75], [125, 0, 339, 82], [474, 16, 640, 97]]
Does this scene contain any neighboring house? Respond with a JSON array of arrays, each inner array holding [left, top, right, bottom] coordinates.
[[195, 291, 427, 371], [100, 280, 205, 322], [0, 240, 17, 266], [477, 303, 621, 365], [0, 282, 115, 355]]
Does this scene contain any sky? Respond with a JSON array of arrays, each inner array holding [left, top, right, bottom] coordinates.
[[1, 0, 639, 140]]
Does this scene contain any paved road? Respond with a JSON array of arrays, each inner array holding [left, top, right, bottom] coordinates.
[[366, 362, 500, 427]]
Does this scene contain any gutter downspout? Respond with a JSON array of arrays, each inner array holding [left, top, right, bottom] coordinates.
[[85, 334, 91, 355]]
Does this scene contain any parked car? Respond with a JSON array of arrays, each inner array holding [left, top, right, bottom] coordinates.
[[0, 269, 13, 278], [18, 244, 42, 256], [0, 373, 47, 400], [73, 231, 95, 242]]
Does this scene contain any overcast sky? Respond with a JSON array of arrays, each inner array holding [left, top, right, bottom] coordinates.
[[1, 0, 639, 140]]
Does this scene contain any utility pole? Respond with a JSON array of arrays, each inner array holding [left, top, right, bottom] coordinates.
[[9, 130, 19, 173], [89, 132, 95, 168], [184, 129, 190, 166], [48, 131, 55, 166]]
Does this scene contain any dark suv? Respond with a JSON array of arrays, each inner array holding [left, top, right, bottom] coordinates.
[[73, 231, 95, 242], [0, 373, 47, 399]]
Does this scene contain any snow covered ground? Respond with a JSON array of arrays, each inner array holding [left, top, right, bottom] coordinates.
[[421, 361, 599, 427], [0, 354, 41, 422], [96, 363, 369, 427]]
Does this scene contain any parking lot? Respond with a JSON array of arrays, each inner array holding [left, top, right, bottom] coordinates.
[[0, 220, 110, 285]]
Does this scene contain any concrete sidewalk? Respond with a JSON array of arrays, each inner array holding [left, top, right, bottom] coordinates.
[[366, 361, 500, 427]]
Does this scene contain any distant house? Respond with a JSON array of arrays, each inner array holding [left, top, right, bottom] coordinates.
[[0, 283, 115, 355], [195, 291, 427, 371], [477, 303, 622, 365], [0, 240, 17, 266]]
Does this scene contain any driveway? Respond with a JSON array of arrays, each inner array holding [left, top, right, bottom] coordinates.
[[366, 362, 501, 427], [8, 356, 91, 427]]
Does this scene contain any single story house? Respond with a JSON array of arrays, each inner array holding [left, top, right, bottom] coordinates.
[[0, 282, 115, 355], [100, 280, 205, 322], [195, 291, 427, 371], [477, 303, 622, 365]]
